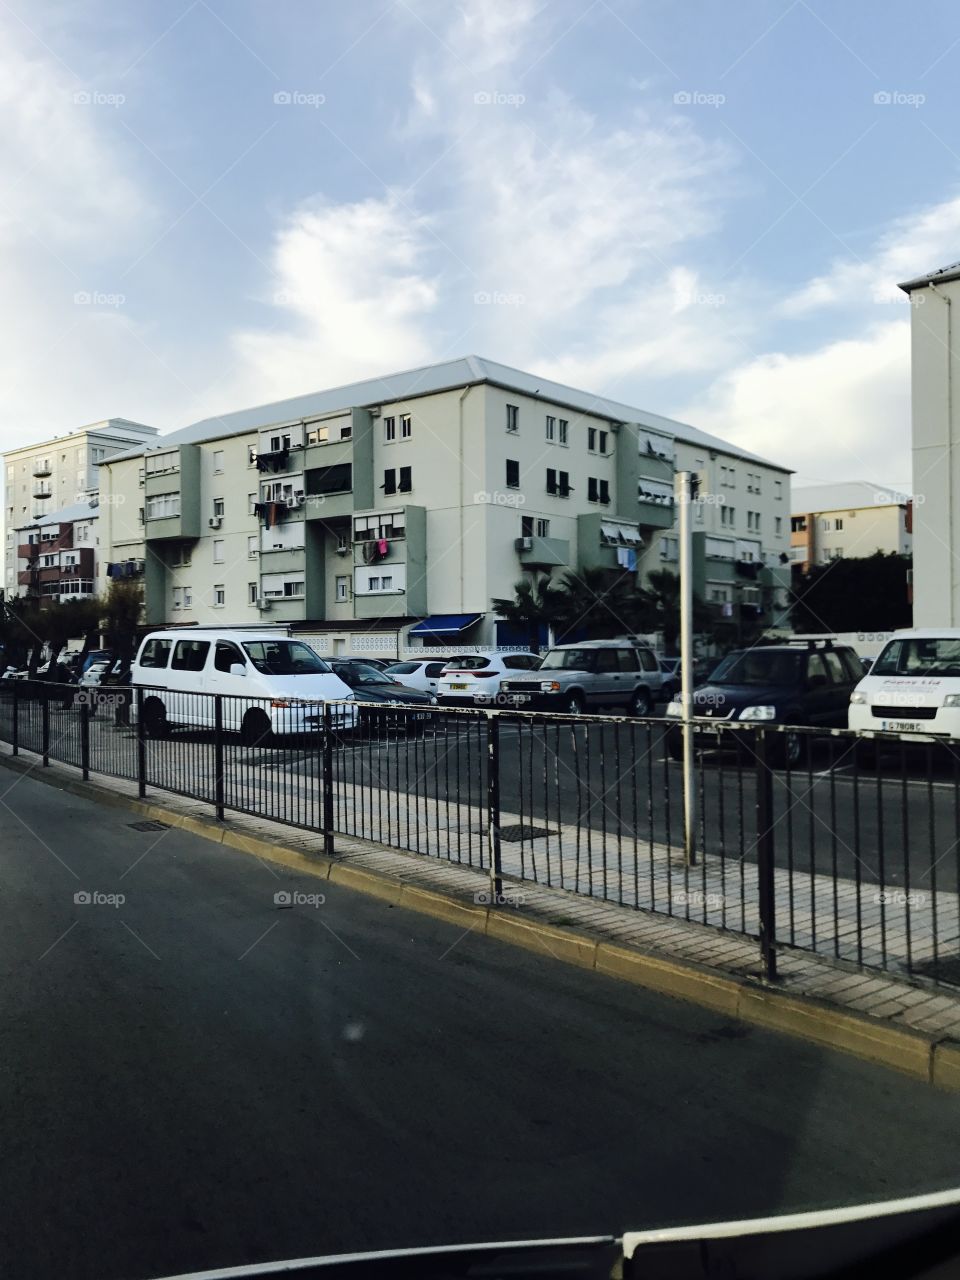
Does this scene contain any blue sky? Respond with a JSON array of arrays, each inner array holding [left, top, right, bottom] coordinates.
[[4, 0, 960, 488]]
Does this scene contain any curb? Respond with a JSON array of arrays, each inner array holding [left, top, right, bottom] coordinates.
[[5, 753, 957, 1090]]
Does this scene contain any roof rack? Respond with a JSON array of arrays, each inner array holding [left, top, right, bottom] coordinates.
[[782, 638, 835, 650]]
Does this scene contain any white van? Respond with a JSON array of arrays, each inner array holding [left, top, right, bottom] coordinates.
[[848, 628, 960, 738], [131, 630, 356, 744]]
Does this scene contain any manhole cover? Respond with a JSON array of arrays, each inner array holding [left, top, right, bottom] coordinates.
[[128, 820, 170, 833], [499, 824, 554, 842], [909, 956, 960, 988]]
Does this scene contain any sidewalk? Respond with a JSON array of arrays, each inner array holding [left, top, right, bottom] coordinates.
[[4, 742, 960, 1087]]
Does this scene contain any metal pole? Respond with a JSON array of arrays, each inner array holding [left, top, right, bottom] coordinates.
[[11, 681, 18, 756], [676, 469, 697, 866], [213, 695, 225, 821], [41, 683, 50, 767], [487, 712, 503, 903], [136, 686, 147, 799], [80, 699, 90, 781], [755, 726, 778, 980], [322, 702, 334, 858]]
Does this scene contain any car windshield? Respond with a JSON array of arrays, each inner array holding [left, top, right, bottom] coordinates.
[[872, 637, 960, 677], [242, 640, 331, 675], [539, 648, 597, 671], [334, 664, 400, 687], [709, 650, 803, 685]]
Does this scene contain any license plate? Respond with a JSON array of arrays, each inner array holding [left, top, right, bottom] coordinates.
[[447, 683, 468, 691], [509, 694, 532, 703], [882, 720, 922, 732], [412, 712, 428, 720]]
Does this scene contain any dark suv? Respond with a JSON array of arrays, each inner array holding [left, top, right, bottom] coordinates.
[[665, 641, 865, 766]]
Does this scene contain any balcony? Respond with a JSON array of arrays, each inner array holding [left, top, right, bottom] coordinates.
[[514, 535, 569, 569], [32, 460, 52, 478], [351, 504, 426, 617], [577, 513, 644, 573], [143, 444, 201, 541], [32, 482, 52, 499]]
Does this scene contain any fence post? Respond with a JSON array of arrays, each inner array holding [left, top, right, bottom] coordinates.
[[486, 712, 503, 904], [136, 686, 147, 799], [11, 681, 18, 756], [80, 698, 90, 780], [755, 726, 778, 981], [41, 684, 50, 767], [214, 695, 225, 821], [321, 702, 334, 858]]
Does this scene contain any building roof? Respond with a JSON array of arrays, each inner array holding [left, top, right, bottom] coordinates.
[[104, 355, 791, 471], [14, 500, 99, 532], [3, 419, 158, 460], [899, 261, 960, 293], [792, 482, 910, 513]]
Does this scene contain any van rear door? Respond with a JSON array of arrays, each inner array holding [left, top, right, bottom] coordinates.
[[167, 637, 212, 726]]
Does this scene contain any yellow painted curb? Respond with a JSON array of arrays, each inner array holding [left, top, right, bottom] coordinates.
[[596, 943, 741, 1017], [400, 884, 486, 929], [328, 863, 403, 903], [931, 1040, 960, 1091], [736, 987, 932, 1080], [485, 912, 598, 970]]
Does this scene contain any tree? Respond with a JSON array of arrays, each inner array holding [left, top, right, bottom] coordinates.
[[101, 580, 144, 668], [43, 598, 103, 678], [645, 569, 713, 651], [492, 568, 654, 647], [790, 553, 912, 632]]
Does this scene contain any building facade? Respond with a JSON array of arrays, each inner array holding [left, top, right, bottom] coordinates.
[[790, 482, 913, 572], [3, 418, 158, 600], [901, 262, 960, 626], [14, 501, 100, 606], [98, 357, 792, 654]]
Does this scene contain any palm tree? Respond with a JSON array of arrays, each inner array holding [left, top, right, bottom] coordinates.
[[646, 568, 712, 652], [550, 567, 653, 640], [491, 575, 568, 650]]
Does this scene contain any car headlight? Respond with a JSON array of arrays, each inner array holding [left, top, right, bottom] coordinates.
[[944, 694, 960, 708], [739, 705, 776, 721], [540, 681, 561, 692], [666, 700, 682, 717], [849, 691, 867, 705]]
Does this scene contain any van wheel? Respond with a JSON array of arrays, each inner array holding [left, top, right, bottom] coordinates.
[[142, 698, 168, 739], [630, 688, 652, 718], [241, 709, 273, 748]]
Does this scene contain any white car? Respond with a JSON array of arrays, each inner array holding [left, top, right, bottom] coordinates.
[[382, 657, 453, 695], [79, 660, 112, 687], [436, 652, 542, 707], [848, 628, 960, 740]]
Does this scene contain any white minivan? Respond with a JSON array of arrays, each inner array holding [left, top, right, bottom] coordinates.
[[848, 628, 960, 739], [131, 630, 356, 744]]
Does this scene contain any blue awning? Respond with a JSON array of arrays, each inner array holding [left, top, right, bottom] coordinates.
[[408, 613, 482, 636]]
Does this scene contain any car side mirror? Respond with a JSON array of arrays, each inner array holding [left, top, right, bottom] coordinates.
[[230, 663, 246, 677]]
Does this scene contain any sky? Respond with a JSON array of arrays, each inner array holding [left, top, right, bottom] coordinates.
[[3, 0, 960, 489]]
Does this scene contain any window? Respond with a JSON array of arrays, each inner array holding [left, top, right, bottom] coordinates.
[[269, 433, 291, 453], [805, 653, 828, 687], [823, 651, 846, 684], [248, 492, 257, 514], [587, 428, 596, 452], [213, 584, 225, 607], [306, 424, 329, 446], [506, 459, 520, 488], [503, 654, 541, 670], [213, 539, 225, 563], [791, 516, 807, 533], [214, 641, 243, 672], [248, 582, 258, 604], [599, 430, 608, 454], [383, 469, 396, 495], [546, 468, 557, 494], [546, 469, 571, 496], [183, 586, 192, 609], [774, 480, 783, 500], [721, 505, 735, 527], [595, 649, 619, 674], [617, 648, 640, 672], [213, 450, 224, 473], [138, 638, 171, 669], [145, 453, 178, 476], [368, 576, 380, 591], [353, 511, 405, 541], [398, 466, 412, 493], [384, 416, 396, 442], [380, 574, 393, 590], [535, 517, 550, 537], [170, 544, 191, 568], [835, 517, 844, 531], [145, 492, 180, 519], [521, 514, 533, 536], [335, 575, 349, 602], [248, 535, 258, 558], [558, 419, 568, 445], [213, 497, 225, 518], [400, 414, 412, 439], [172, 639, 209, 672], [506, 404, 519, 433], [309, 463, 352, 494], [248, 444, 258, 466], [775, 516, 782, 535], [261, 479, 296, 503], [545, 415, 556, 441], [91, 447, 105, 464], [283, 580, 304, 597], [587, 477, 610, 504]]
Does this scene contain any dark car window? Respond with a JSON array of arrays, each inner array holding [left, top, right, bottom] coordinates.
[[171, 640, 210, 673], [243, 641, 330, 675], [386, 662, 418, 674], [595, 649, 619, 673], [425, 662, 447, 678], [637, 647, 659, 672], [618, 649, 640, 671], [539, 648, 597, 672], [334, 663, 399, 687], [710, 649, 802, 685], [805, 653, 828, 687], [839, 649, 865, 682], [822, 651, 847, 684], [444, 655, 490, 670], [214, 641, 244, 673], [139, 638, 171, 669], [503, 653, 540, 669]]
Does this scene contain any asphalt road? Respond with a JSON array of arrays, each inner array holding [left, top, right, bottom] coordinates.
[[1, 770, 960, 1280]]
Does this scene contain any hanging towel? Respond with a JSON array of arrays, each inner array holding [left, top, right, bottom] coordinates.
[[377, 538, 388, 556]]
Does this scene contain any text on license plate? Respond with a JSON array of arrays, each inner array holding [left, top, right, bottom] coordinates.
[[882, 720, 922, 732], [510, 693, 531, 702], [448, 683, 468, 690]]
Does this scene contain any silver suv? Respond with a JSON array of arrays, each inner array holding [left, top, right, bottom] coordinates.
[[500, 640, 662, 715]]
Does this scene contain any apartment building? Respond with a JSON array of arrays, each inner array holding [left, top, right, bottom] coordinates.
[[14, 501, 100, 605], [901, 261, 960, 625], [790, 482, 913, 571], [3, 418, 158, 600], [98, 356, 792, 654]]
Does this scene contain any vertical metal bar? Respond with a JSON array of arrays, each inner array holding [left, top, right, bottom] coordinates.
[[41, 684, 50, 767], [322, 702, 334, 858], [676, 468, 697, 865], [214, 695, 225, 821], [80, 699, 90, 781], [850, 732, 863, 968], [136, 687, 147, 798], [901, 738, 913, 972], [11, 680, 18, 756], [927, 740, 937, 975], [755, 726, 778, 981], [487, 712, 502, 903]]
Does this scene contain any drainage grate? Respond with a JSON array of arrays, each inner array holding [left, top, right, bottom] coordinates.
[[128, 820, 170, 833], [909, 956, 960, 989], [499, 824, 554, 842]]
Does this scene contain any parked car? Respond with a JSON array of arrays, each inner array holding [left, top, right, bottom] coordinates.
[[666, 640, 865, 766], [436, 652, 542, 707], [382, 657, 453, 694], [656, 656, 713, 700], [81, 650, 112, 675], [848, 628, 960, 741], [332, 656, 394, 672], [131, 630, 356, 744], [330, 661, 436, 732], [500, 640, 663, 715], [79, 659, 112, 688]]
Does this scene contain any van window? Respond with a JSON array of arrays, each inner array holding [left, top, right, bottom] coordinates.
[[214, 641, 244, 673], [171, 639, 210, 672], [242, 640, 330, 675], [872, 637, 960, 677], [139, 638, 172, 669], [595, 649, 619, 673]]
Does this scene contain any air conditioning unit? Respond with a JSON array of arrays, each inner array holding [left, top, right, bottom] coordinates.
[[515, 537, 533, 551], [286, 492, 305, 509], [335, 543, 350, 556], [256, 596, 272, 611], [208, 516, 222, 529]]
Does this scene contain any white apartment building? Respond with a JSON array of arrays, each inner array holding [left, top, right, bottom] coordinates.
[[901, 261, 960, 625], [3, 418, 158, 600], [790, 482, 913, 571], [98, 357, 792, 655]]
